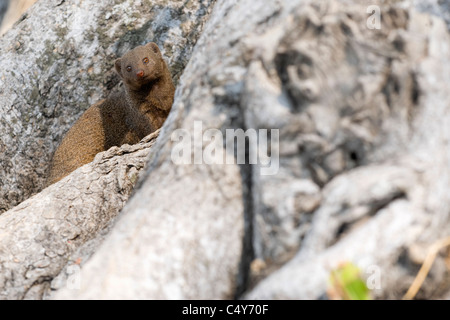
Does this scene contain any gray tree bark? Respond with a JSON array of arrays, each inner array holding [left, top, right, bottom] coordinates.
[[0, 0, 215, 213], [55, 0, 450, 300], [0, 130, 159, 299], [0, 0, 218, 300]]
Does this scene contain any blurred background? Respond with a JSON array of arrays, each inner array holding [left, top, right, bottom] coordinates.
[[0, 0, 37, 35]]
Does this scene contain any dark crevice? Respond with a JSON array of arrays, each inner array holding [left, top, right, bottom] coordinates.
[[222, 84, 255, 299], [397, 247, 422, 275], [257, 7, 282, 26], [274, 50, 315, 113], [410, 71, 420, 106], [334, 191, 407, 242], [20, 275, 53, 300], [235, 159, 254, 299]]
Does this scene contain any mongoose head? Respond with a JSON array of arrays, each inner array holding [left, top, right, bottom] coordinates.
[[115, 42, 165, 91]]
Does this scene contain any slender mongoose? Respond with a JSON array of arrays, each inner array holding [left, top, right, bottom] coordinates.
[[47, 42, 175, 185]]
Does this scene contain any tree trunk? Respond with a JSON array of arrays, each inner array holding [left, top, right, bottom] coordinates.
[[0, 0, 216, 214], [0, 130, 159, 299]]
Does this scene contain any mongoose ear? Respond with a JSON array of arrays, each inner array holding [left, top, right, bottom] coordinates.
[[146, 42, 161, 55], [115, 58, 122, 77]]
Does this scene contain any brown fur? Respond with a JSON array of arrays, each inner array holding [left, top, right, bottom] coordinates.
[[47, 42, 175, 185]]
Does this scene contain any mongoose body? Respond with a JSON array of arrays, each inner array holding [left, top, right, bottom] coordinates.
[[47, 42, 175, 185]]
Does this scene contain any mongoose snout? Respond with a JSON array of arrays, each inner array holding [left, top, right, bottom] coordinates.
[[136, 70, 145, 78]]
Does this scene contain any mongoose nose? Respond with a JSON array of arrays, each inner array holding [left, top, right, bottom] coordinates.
[[136, 70, 144, 78]]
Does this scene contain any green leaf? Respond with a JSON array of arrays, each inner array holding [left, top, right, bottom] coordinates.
[[328, 263, 372, 300]]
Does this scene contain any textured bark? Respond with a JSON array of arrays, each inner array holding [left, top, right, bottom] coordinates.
[[0, 0, 219, 300], [0, 0, 216, 214], [53, 0, 450, 300], [241, 0, 450, 299], [54, 0, 248, 299], [0, 130, 159, 300]]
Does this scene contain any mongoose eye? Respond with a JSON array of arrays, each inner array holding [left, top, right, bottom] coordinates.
[[126, 66, 132, 72], [143, 57, 149, 65]]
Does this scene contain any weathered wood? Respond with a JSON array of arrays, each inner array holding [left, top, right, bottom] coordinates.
[[0, 0, 215, 213]]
